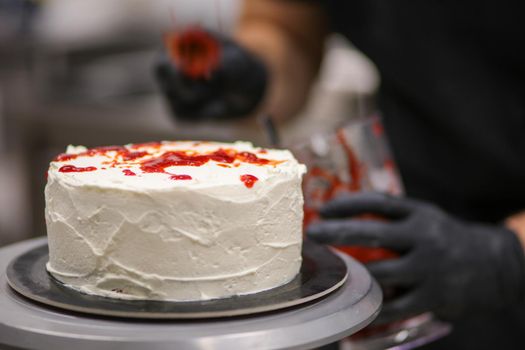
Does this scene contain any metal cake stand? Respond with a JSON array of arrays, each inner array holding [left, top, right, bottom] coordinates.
[[0, 238, 382, 350]]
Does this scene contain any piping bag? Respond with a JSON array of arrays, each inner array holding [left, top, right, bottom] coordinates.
[[165, 27, 278, 144], [165, 27, 221, 80]]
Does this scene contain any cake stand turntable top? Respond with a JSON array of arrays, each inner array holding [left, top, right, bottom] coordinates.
[[0, 238, 382, 350]]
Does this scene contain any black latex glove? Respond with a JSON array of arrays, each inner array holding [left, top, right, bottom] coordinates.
[[155, 31, 267, 121], [307, 192, 525, 323]]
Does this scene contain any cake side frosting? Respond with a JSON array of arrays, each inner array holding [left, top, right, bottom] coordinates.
[[45, 141, 307, 301]]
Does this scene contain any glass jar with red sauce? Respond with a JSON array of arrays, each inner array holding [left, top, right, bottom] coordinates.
[[297, 115, 403, 261], [293, 115, 449, 348]]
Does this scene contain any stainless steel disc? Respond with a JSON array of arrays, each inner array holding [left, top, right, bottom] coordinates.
[[0, 238, 382, 350]]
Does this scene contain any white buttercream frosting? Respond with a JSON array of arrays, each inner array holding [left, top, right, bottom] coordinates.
[[45, 141, 306, 301]]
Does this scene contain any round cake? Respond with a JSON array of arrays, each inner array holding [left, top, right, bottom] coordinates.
[[45, 141, 307, 301]]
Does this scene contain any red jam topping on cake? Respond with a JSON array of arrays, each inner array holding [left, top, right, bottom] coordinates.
[[59, 165, 97, 173], [138, 149, 278, 174], [140, 149, 233, 172], [240, 174, 258, 188], [54, 146, 150, 163], [169, 174, 192, 180], [52, 142, 284, 188], [122, 151, 149, 161]]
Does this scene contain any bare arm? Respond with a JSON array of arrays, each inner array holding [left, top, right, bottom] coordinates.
[[235, 0, 328, 121], [505, 211, 525, 250]]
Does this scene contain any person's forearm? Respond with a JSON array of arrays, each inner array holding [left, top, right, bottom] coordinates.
[[505, 211, 525, 250], [235, 0, 327, 120]]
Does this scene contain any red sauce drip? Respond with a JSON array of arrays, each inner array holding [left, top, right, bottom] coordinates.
[[165, 27, 220, 79], [336, 129, 362, 191], [311, 166, 346, 202], [204, 149, 236, 163], [59, 165, 97, 173], [55, 153, 78, 162], [240, 174, 258, 188], [54, 146, 150, 164], [238, 151, 270, 165], [170, 174, 192, 180], [122, 151, 149, 161], [122, 169, 136, 176], [384, 159, 395, 170], [372, 118, 384, 137], [141, 151, 212, 171], [301, 130, 366, 224], [54, 146, 121, 162], [140, 149, 275, 174], [258, 149, 268, 154]]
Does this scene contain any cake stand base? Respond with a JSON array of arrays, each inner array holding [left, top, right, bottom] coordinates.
[[0, 238, 382, 350]]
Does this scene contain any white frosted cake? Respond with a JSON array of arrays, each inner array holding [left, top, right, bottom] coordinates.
[[45, 141, 307, 301]]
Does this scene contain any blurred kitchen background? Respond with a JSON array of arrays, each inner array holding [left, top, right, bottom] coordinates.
[[0, 0, 379, 247]]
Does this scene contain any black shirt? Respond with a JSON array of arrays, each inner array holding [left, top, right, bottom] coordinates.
[[318, 1, 525, 348], [322, 0, 525, 223]]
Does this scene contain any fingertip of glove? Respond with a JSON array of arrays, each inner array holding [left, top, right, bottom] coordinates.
[[318, 192, 380, 216], [305, 223, 321, 237], [305, 223, 328, 243], [318, 206, 334, 218], [318, 196, 350, 218]]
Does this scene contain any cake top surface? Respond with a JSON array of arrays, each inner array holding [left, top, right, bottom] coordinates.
[[48, 141, 306, 190]]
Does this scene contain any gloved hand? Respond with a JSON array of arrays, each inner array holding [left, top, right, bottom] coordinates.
[[306, 192, 525, 323], [155, 30, 267, 121]]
